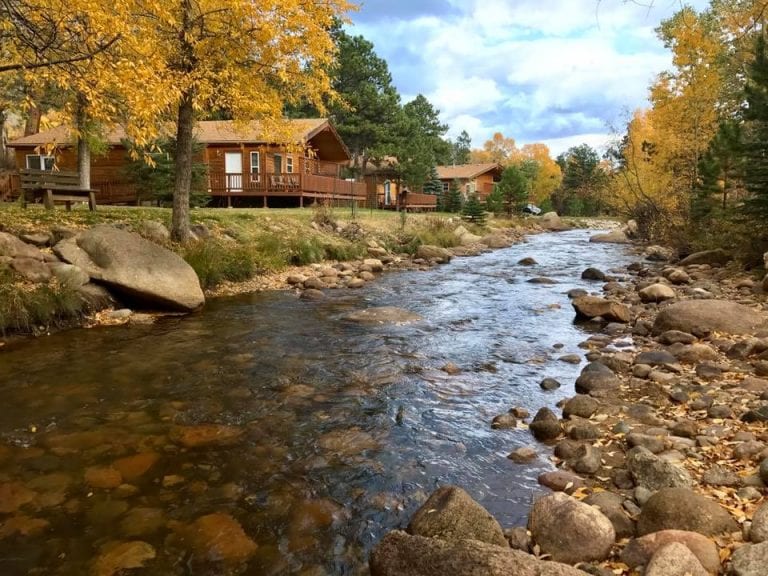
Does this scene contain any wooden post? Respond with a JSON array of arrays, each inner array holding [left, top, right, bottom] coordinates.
[[44, 189, 54, 210]]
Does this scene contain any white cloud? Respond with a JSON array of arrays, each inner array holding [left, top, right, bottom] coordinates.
[[349, 0, 711, 155]]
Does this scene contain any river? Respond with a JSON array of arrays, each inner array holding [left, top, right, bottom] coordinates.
[[0, 228, 632, 575]]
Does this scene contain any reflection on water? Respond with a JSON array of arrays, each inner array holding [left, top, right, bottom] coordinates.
[[0, 229, 632, 575]]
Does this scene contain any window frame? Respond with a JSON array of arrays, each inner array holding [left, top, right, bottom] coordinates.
[[249, 151, 260, 183], [25, 154, 55, 171]]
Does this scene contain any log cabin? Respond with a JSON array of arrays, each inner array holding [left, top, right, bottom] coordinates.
[[436, 163, 503, 202], [7, 118, 367, 208]]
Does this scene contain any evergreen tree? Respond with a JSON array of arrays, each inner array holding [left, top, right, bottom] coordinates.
[[444, 179, 463, 213], [693, 120, 743, 224], [422, 164, 443, 210], [484, 184, 504, 215], [743, 35, 768, 224], [461, 193, 486, 224], [496, 165, 528, 216]]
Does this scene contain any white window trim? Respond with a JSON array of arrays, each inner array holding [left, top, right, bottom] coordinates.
[[249, 151, 260, 182], [26, 154, 55, 171], [286, 155, 293, 174]]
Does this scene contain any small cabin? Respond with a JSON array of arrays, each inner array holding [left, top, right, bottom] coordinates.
[[7, 118, 367, 208], [436, 163, 503, 201]]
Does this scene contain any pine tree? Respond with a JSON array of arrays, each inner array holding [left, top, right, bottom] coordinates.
[[461, 193, 486, 224], [743, 35, 768, 224], [444, 179, 463, 213]]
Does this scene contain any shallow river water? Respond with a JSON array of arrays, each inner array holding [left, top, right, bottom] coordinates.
[[0, 228, 633, 575]]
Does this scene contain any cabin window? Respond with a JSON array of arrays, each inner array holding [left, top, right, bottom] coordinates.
[[273, 154, 283, 173], [26, 155, 55, 171], [442, 182, 449, 193], [249, 151, 260, 182], [286, 155, 294, 173]]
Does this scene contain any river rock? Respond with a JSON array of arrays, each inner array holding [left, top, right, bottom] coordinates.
[[344, 307, 422, 324], [639, 283, 676, 303], [136, 220, 170, 245], [621, 530, 720, 573], [84, 466, 123, 489], [652, 300, 766, 337], [540, 212, 570, 231], [481, 233, 510, 248], [369, 530, 588, 576], [0, 232, 44, 260], [0, 482, 37, 514], [48, 262, 90, 288], [730, 542, 768, 576], [518, 257, 537, 266], [760, 458, 768, 483], [508, 447, 537, 463], [626, 447, 693, 490], [528, 492, 615, 563], [175, 512, 257, 564], [562, 395, 599, 419], [491, 413, 517, 429], [112, 452, 160, 482], [407, 486, 506, 546], [584, 491, 635, 539], [575, 362, 620, 394], [582, 267, 606, 281], [537, 470, 586, 493], [363, 258, 384, 272], [529, 407, 561, 441], [679, 249, 731, 266], [540, 378, 561, 391], [572, 296, 631, 323], [416, 245, 451, 263], [751, 501, 768, 543], [10, 257, 51, 282], [590, 229, 630, 244], [645, 245, 673, 261], [54, 225, 204, 311], [169, 424, 245, 448], [644, 542, 709, 576], [637, 488, 739, 536], [91, 540, 156, 576]]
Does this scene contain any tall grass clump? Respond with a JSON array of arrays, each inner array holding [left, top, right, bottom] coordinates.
[[0, 270, 86, 335], [415, 216, 462, 248], [182, 240, 257, 289]]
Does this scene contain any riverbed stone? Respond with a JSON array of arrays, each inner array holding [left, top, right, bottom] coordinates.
[[369, 530, 588, 576], [637, 488, 739, 536], [626, 446, 693, 490], [491, 413, 517, 429], [639, 283, 676, 303], [582, 267, 606, 281], [644, 542, 709, 576], [540, 378, 561, 391], [119, 508, 166, 538], [54, 225, 204, 311], [528, 492, 615, 563], [84, 466, 123, 490], [679, 249, 731, 266], [575, 362, 620, 394], [537, 470, 586, 494], [407, 486, 506, 546], [518, 257, 537, 266], [540, 212, 569, 231], [507, 447, 537, 463], [621, 530, 720, 573], [112, 452, 160, 482], [529, 407, 562, 441], [730, 542, 768, 576], [48, 262, 90, 288], [562, 395, 599, 419], [175, 513, 257, 564], [572, 296, 631, 323], [91, 540, 156, 576], [344, 306, 423, 324], [652, 300, 766, 337], [169, 424, 245, 448], [0, 482, 37, 514], [750, 502, 768, 543], [584, 492, 635, 539], [416, 245, 451, 263], [760, 458, 768, 483], [590, 229, 630, 244]]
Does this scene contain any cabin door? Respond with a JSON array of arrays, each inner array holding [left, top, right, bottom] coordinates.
[[273, 154, 283, 174], [384, 181, 391, 206], [224, 152, 243, 192]]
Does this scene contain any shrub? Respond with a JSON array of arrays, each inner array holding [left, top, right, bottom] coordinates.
[[182, 240, 257, 289]]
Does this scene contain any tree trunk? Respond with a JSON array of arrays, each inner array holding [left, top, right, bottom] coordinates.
[[24, 104, 41, 136], [172, 89, 194, 243], [75, 95, 90, 187], [0, 110, 7, 167]]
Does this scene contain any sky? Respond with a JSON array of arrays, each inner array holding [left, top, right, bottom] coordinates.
[[347, 0, 711, 157]]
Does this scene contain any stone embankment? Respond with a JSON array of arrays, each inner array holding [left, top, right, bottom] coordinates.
[[371, 240, 768, 576]]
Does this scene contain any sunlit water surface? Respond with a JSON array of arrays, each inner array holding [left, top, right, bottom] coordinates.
[[0, 229, 633, 575]]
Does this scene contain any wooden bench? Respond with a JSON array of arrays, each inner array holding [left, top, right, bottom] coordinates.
[[20, 169, 97, 211]]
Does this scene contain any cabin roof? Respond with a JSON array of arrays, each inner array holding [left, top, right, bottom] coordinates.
[[8, 118, 349, 159], [436, 163, 502, 180]]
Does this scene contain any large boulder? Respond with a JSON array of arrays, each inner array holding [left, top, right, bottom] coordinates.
[[678, 249, 731, 266], [572, 296, 631, 323], [369, 531, 589, 576], [416, 245, 452, 263], [589, 229, 630, 244], [644, 542, 709, 576], [637, 488, 739, 536], [652, 300, 766, 337], [750, 501, 768, 543], [407, 486, 506, 546], [0, 232, 44, 260], [639, 283, 676, 303], [528, 492, 615, 564], [540, 212, 571, 231], [53, 225, 204, 312]]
